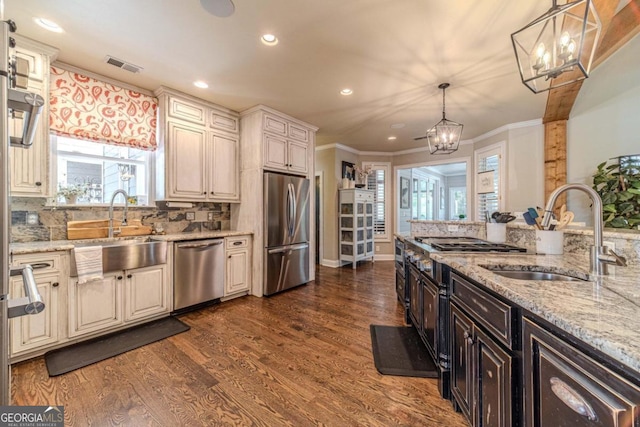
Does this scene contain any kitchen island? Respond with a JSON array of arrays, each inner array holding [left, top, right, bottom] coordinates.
[[431, 251, 640, 426]]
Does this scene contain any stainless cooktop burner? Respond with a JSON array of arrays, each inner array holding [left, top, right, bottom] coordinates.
[[414, 236, 526, 253]]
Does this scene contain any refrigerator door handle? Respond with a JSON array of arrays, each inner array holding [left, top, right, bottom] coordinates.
[[287, 183, 295, 238], [290, 183, 297, 237], [267, 243, 309, 254]]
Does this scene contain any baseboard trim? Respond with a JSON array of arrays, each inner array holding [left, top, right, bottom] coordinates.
[[321, 259, 341, 268], [374, 254, 394, 262]]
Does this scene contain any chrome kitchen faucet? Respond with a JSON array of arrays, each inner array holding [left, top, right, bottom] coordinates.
[[108, 189, 129, 238], [541, 183, 626, 275]]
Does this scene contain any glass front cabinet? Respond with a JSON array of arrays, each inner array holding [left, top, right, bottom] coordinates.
[[339, 189, 375, 269]]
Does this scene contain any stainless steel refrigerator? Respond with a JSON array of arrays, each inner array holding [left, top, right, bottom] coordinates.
[[263, 172, 310, 296], [1, 18, 46, 405]]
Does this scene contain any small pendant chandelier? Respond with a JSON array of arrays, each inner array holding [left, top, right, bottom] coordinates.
[[511, 0, 601, 94], [422, 83, 463, 155]]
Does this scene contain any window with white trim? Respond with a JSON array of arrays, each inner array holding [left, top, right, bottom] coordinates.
[[475, 143, 505, 221], [53, 134, 151, 205], [364, 162, 390, 241]]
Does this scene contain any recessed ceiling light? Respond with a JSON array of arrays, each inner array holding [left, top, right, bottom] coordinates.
[[390, 123, 405, 129], [34, 18, 63, 33], [194, 81, 209, 89], [388, 136, 397, 141], [261, 34, 278, 46], [340, 88, 353, 96]]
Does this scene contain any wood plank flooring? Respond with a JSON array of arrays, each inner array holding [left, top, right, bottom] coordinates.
[[10, 261, 468, 426]]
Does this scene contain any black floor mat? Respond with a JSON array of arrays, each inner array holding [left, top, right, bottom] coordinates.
[[45, 317, 190, 376], [370, 325, 438, 377]]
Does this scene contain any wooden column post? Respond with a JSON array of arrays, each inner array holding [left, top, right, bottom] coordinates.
[[544, 120, 567, 210]]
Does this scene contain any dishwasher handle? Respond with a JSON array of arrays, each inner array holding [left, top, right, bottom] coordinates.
[[176, 240, 223, 249]]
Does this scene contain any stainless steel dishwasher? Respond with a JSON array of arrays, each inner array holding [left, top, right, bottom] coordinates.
[[174, 239, 224, 311]]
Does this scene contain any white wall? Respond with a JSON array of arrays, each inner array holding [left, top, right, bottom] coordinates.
[[568, 34, 640, 224]]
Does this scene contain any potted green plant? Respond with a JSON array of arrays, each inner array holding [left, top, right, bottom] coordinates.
[[56, 184, 86, 204], [592, 156, 640, 229]]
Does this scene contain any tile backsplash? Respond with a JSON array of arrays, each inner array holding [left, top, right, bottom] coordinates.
[[10, 197, 231, 243]]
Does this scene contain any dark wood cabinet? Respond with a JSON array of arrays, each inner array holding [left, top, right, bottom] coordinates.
[[422, 277, 438, 359], [450, 273, 516, 427], [523, 317, 640, 427], [408, 264, 421, 331]]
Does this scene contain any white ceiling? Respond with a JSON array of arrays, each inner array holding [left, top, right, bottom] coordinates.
[[7, 1, 567, 152]]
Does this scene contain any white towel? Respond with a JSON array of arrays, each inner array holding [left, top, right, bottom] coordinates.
[[73, 246, 104, 284]]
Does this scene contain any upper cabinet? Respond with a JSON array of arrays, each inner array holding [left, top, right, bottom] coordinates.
[[241, 106, 317, 177], [10, 36, 58, 197], [155, 87, 240, 202]]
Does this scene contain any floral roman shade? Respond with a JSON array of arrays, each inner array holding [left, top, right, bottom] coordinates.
[[49, 66, 157, 150]]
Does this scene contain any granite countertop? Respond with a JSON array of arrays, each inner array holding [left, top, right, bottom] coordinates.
[[10, 230, 253, 254], [431, 251, 640, 373]]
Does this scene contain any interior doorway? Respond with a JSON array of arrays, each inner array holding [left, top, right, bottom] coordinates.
[[315, 172, 323, 265]]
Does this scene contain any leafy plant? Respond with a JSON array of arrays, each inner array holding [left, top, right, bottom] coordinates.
[[56, 184, 86, 199], [592, 157, 640, 229]]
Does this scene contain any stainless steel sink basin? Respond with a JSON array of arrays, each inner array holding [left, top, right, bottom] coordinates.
[[480, 264, 588, 282], [70, 239, 167, 276], [490, 270, 587, 282]]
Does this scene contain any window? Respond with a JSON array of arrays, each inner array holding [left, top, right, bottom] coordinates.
[[449, 186, 467, 219], [475, 143, 505, 220], [53, 134, 151, 205], [364, 162, 390, 241]]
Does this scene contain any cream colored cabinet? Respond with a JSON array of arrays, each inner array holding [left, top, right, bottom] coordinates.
[[9, 37, 58, 197], [262, 113, 309, 175], [224, 235, 251, 297], [167, 121, 208, 200], [68, 274, 122, 338], [155, 87, 240, 202], [9, 252, 65, 357], [69, 265, 169, 338], [124, 265, 170, 322], [209, 132, 239, 200]]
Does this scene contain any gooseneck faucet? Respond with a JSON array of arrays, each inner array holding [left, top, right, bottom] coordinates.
[[108, 189, 129, 238], [541, 183, 626, 276]]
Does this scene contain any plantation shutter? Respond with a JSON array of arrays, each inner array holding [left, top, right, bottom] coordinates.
[[367, 168, 386, 236], [476, 146, 503, 220]]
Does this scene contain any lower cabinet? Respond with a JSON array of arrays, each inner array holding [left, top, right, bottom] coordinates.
[[523, 317, 640, 427], [449, 273, 515, 427], [69, 264, 169, 339], [224, 235, 251, 297], [9, 252, 65, 358]]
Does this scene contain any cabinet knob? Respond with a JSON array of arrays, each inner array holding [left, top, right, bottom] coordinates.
[[228, 255, 232, 259], [127, 274, 132, 279], [35, 181, 42, 186], [117, 275, 123, 280], [52, 282, 59, 287], [463, 331, 474, 345]]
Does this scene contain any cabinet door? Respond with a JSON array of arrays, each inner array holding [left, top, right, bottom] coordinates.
[[475, 328, 512, 427], [225, 249, 249, 295], [523, 318, 640, 427], [263, 134, 288, 171], [288, 139, 308, 174], [167, 96, 206, 125], [209, 132, 239, 201], [69, 274, 122, 338], [125, 265, 169, 322], [422, 279, 438, 357], [408, 266, 421, 330], [450, 303, 474, 422], [167, 121, 207, 199], [10, 80, 48, 196], [9, 272, 60, 355]]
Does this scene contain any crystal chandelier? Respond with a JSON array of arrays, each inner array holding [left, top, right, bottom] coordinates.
[[420, 83, 463, 155], [511, 0, 601, 94]]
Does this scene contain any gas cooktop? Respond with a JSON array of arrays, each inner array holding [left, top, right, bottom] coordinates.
[[414, 236, 526, 253]]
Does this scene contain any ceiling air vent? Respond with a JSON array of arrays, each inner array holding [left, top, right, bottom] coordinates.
[[104, 55, 143, 73]]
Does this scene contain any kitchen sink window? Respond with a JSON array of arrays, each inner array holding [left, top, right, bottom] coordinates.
[[48, 65, 157, 205], [52, 134, 150, 205], [364, 161, 390, 241]]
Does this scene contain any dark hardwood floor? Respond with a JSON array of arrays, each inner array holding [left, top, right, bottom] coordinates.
[[11, 261, 468, 426]]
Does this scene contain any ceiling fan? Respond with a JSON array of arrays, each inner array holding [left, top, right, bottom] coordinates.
[[200, 0, 235, 17]]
